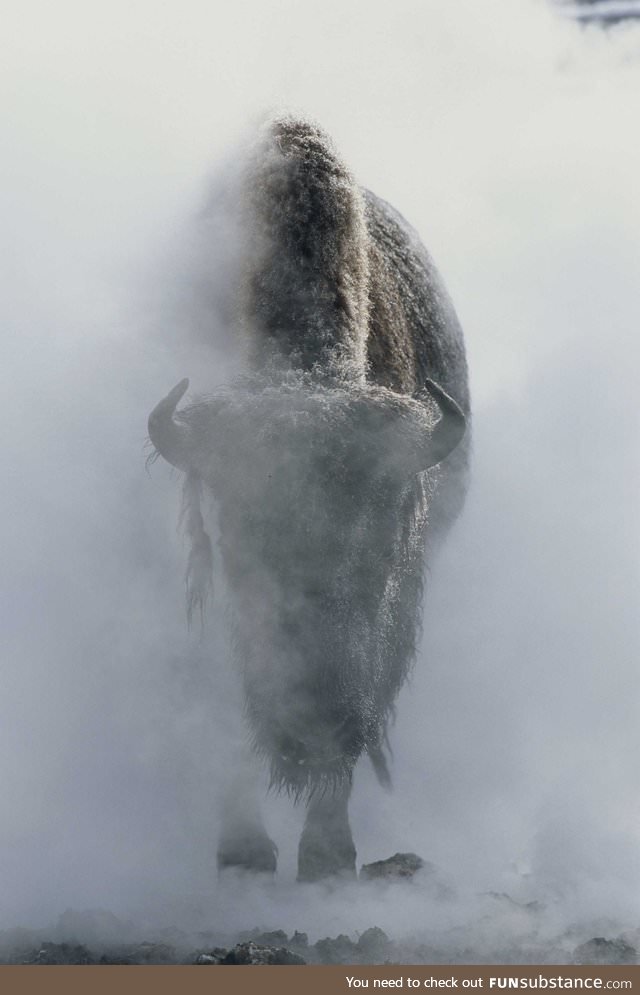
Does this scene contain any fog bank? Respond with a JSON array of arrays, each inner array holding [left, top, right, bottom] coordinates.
[[1, 0, 638, 948]]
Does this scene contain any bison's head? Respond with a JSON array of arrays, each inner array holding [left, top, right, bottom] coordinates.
[[149, 370, 465, 795]]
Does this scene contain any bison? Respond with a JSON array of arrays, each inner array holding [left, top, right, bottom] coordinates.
[[148, 116, 470, 882]]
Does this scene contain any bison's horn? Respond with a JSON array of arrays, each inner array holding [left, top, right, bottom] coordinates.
[[418, 379, 467, 469], [148, 378, 191, 470]]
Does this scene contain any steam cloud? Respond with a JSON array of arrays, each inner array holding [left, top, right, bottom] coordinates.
[[1, 0, 638, 959]]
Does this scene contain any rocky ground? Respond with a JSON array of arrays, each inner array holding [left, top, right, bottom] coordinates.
[[2, 923, 637, 967], [1, 856, 637, 967]]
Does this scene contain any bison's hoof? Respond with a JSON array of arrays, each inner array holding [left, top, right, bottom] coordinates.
[[297, 832, 357, 883]]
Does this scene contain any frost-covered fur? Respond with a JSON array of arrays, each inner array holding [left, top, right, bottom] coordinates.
[[176, 372, 442, 795], [241, 117, 370, 380], [149, 115, 470, 879]]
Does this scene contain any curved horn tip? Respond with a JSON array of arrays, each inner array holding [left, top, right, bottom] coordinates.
[[148, 377, 192, 470], [167, 378, 190, 406], [419, 377, 467, 468], [149, 379, 190, 424], [423, 377, 461, 406]]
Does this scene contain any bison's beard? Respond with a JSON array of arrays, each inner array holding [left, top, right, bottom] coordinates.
[[222, 529, 384, 797], [238, 625, 381, 797], [225, 475, 431, 798], [246, 693, 368, 798]]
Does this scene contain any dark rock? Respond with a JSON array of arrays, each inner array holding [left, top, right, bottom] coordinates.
[[554, 0, 640, 24], [221, 941, 306, 965], [26, 942, 97, 965], [195, 948, 228, 965], [315, 934, 358, 964], [235, 929, 308, 958], [574, 937, 637, 965], [89, 941, 178, 965], [357, 926, 391, 958], [360, 852, 425, 882], [0, 927, 40, 962]]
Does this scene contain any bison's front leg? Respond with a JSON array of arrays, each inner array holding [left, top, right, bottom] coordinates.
[[216, 754, 278, 875], [297, 781, 356, 882]]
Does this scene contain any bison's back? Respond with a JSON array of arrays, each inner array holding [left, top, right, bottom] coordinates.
[[364, 192, 468, 406], [241, 116, 470, 536], [365, 191, 470, 538]]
